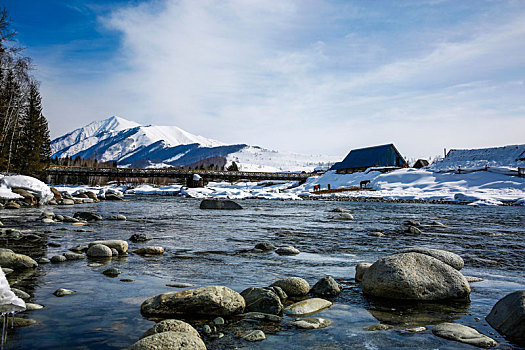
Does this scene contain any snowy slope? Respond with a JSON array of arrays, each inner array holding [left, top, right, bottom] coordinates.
[[430, 144, 525, 171], [51, 116, 336, 171]]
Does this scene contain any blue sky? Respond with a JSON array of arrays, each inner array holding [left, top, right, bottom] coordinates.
[[4, 0, 525, 158]]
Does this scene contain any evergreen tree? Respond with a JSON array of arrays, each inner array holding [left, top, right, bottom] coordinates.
[[18, 81, 51, 178]]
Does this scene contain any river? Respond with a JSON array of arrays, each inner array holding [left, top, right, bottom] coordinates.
[[2, 196, 525, 349]]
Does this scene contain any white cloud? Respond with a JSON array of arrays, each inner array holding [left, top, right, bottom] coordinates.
[[38, 0, 525, 159]]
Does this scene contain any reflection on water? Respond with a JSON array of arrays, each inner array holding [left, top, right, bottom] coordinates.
[[1, 196, 524, 349]]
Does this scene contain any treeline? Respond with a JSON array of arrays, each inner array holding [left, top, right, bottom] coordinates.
[[0, 9, 51, 179], [51, 156, 117, 168]]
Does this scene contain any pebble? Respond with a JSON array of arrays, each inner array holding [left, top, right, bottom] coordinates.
[[406, 326, 426, 333], [37, 258, 51, 264], [50, 255, 67, 263], [213, 317, 225, 325], [202, 325, 212, 335], [275, 246, 300, 255], [24, 303, 44, 311], [53, 288, 76, 297], [364, 324, 393, 331], [292, 317, 332, 329], [240, 330, 266, 342], [12, 288, 30, 300], [166, 283, 195, 288], [103, 268, 121, 277]]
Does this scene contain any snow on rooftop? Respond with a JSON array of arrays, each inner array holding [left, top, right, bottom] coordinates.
[[430, 144, 525, 171]]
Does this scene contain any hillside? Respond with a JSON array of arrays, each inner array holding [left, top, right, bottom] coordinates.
[[51, 116, 337, 171]]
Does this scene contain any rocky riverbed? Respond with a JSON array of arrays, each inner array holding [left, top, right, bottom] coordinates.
[[0, 195, 524, 349]]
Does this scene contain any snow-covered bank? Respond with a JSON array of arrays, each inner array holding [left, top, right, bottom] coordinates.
[[0, 175, 53, 204], [3, 166, 524, 206], [291, 169, 525, 206], [127, 181, 302, 200]]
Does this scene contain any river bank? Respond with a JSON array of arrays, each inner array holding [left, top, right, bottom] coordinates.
[[0, 195, 524, 349]]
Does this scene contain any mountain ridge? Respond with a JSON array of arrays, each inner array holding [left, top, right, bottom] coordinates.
[[51, 116, 337, 172]]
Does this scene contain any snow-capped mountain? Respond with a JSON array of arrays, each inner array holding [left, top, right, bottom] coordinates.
[[51, 116, 337, 172]]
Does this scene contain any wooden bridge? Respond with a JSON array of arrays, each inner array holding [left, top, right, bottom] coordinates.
[[46, 166, 313, 183]]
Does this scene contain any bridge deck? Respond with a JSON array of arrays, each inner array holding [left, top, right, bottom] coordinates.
[[46, 166, 313, 181]]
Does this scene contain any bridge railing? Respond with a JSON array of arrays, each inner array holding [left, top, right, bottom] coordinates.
[[46, 166, 314, 180]]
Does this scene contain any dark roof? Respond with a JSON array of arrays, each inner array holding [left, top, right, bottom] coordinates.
[[413, 159, 430, 168], [331, 144, 406, 170]]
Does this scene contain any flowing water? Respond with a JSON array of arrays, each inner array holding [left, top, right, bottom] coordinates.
[[1, 196, 525, 349]]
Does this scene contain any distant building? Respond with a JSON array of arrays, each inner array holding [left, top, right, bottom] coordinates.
[[331, 144, 407, 174], [413, 159, 429, 169]]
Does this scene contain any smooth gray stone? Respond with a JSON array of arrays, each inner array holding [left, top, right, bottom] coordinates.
[[486, 290, 525, 342], [361, 253, 470, 301], [432, 323, 497, 348], [199, 199, 242, 210]]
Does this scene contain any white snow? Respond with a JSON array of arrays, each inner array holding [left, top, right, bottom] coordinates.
[[226, 146, 338, 172], [0, 175, 54, 203], [431, 144, 525, 171], [289, 169, 525, 205], [51, 116, 338, 172], [0, 268, 26, 313]]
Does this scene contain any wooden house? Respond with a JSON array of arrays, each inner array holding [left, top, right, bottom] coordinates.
[[413, 159, 429, 168], [331, 144, 407, 174]]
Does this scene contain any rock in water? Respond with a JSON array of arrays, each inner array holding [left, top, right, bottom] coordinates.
[[355, 263, 372, 282], [129, 233, 152, 243], [53, 288, 76, 297], [254, 242, 275, 251], [361, 253, 470, 300], [275, 246, 300, 255], [292, 317, 332, 329], [270, 277, 310, 297], [432, 323, 497, 348], [486, 290, 525, 343], [397, 247, 464, 270], [332, 213, 354, 220], [311, 276, 341, 297], [141, 286, 245, 318], [107, 214, 126, 221], [86, 244, 113, 258], [0, 251, 38, 270], [199, 199, 242, 210], [73, 212, 102, 221], [241, 287, 283, 315], [133, 246, 164, 255], [139, 319, 201, 340], [283, 298, 333, 316], [130, 331, 206, 350], [240, 330, 266, 342], [88, 240, 128, 253]]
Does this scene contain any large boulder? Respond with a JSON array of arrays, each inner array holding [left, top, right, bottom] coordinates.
[[89, 240, 128, 253], [397, 248, 464, 270], [139, 319, 201, 340], [141, 286, 245, 318], [432, 323, 497, 348], [130, 331, 206, 350], [0, 250, 38, 270], [486, 290, 525, 343], [270, 277, 310, 297], [361, 253, 470, 301], [199, 199, 242, 210], [240, 287, 283, 315]]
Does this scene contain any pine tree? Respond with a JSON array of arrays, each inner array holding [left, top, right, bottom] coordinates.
[[18, 81, 51, 178]]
